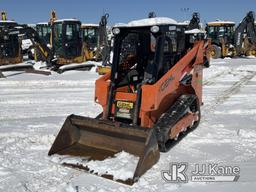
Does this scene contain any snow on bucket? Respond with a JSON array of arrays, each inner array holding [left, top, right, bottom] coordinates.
[[48, 114, 160, 185]]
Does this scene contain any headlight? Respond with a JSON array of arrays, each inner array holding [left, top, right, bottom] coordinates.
[[150, 26, 159, 33], [112, 28, 120, 35]]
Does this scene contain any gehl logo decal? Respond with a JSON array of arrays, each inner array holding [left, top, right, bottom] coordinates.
[[160, 76, 174, 92]]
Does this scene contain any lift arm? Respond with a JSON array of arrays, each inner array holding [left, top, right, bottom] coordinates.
[[98, 13, 111, 66]]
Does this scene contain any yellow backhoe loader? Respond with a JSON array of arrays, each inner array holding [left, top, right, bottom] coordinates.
[[206, 11, 256, 58]]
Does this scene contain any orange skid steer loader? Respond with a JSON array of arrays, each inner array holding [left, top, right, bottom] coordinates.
[[49, 17, 210, 184]]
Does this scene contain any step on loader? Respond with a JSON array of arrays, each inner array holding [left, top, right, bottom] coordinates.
[[49, 17, 210, 185]]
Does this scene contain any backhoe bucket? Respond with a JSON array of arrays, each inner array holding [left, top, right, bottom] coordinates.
[[48, 114, 160, 185]]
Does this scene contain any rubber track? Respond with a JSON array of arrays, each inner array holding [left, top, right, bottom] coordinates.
[[154, 94, 196, 152]]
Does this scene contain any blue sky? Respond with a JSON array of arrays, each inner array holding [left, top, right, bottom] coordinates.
[[0, 0, 255, 25]]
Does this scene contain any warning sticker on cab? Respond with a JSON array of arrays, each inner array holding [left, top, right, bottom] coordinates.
[[116, 101, 134, 109]]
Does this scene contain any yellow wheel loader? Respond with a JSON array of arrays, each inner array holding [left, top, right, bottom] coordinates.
[[31, 11, 55, 61]]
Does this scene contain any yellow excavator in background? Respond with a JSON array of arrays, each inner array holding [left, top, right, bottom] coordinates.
[[30, 12, 54, 61], [0, 11, 50, 78], [32, 11, 87, 65], [2, 22, 94, 73], [1, 11, 110, 76], [5, 11, 95, 73], [0, 11, 22, 66], [32, 10, 104, 71]]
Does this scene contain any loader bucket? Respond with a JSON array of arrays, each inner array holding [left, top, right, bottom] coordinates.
[[48, 114, 160, 185]]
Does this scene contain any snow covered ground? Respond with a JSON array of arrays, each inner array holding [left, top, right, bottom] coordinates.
[[0, 58, 256, 191]]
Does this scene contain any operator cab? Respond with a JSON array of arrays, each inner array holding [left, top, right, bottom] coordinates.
[[81, 24, 99, 51], [111, 17, 191, 92], [108, 17, 205, 123], [206, 21, 235, 44], [0, 20, 17, 28], [52, 19, 82, 59], [36, 22, 51, 44], [0, 20, 20, 63]]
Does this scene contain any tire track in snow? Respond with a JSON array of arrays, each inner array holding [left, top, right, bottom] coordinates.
[[203, 70, 228, 86], [203, 70, 256, 116], [0, 133, 80, 192]]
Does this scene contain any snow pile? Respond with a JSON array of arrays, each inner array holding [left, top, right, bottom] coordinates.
[[246, 55, 256, 59], [81, 23, 99, 27], [113, 23, 127, 27], [185, 29, 206, 34], [22, 39, 33, 50], [54, 19, 79, 22], [33, 61, 49, 70], [86, 151, 139, 181], [0, 63, 33, 70], [0, 20, 16, 23], [52, 151, 140, 181], [207, 20, 235, 25], [36, 22, 48, 25], [114, 17, 178, 28], [178, 20, 190, 26], [127, 17, 177, 27], [58, 62, 95, 71]]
